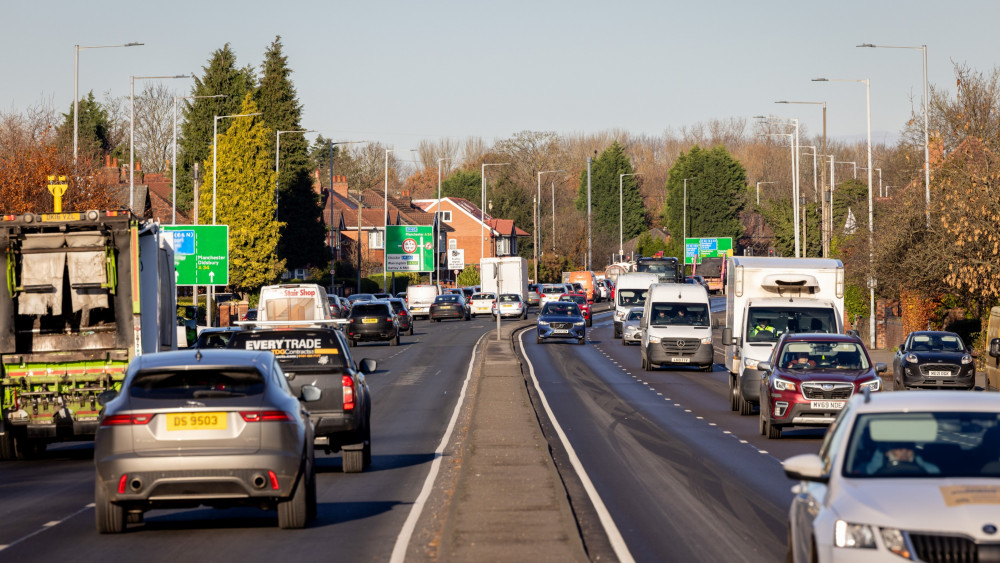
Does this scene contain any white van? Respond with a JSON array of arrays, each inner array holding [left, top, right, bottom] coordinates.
[[257, 283, 333, 322], [640, 283, 715, 371], [406, 284, 441, 320], [613, 273, 661, 338]]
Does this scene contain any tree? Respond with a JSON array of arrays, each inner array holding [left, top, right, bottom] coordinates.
[[575, 141, 647, 242], [197, 94, 283, 295], [440, 168, 482, 203], [55, 91, 112, 158], [661, 145, 747, 257], [457, 265, 480, 286], [256, 36, 326, 271], [132, 83, 177, 174], [178, 44, 255, 212], [634, 231, 668, 257]]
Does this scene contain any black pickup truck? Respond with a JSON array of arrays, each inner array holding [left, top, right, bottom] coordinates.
[[227, 327, 375, 472]]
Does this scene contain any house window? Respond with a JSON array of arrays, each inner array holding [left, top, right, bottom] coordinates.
[[495, 237, 510, 256], [448, 239, 457, 250], [437, 210, 452, 223], [294, 268, 307, 280], [369, 229, 384, 249]]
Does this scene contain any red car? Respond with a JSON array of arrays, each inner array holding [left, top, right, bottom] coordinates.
[[558, 293, 592, 327], [758, 333, 886, 439]]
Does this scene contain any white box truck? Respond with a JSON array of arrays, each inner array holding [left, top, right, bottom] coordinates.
[[722, 257, 845, 415], [480, 257, 528, 302], [612, 272, 661, 339]]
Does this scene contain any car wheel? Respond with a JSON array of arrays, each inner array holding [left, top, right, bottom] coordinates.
[[700, 363, 713, 372], [306, 463, 317, 521], [343, 448, 364, 474], [586, 318, 592, 327], [471, 313, 476, 318], [277, 468, 309, 529], [729, 376, 739, 411], [578, 336, 585, 345], [758, 410, 767, 436], [390, 333, 399, 346], [408, 326, 413, 336], [642, 356, 649, 371], [94, 477, 125, 534], [536, 335, 543, 344], [622, 337, 627, 347], [765, 413, 781, 439], [738, 391, 754, 416]]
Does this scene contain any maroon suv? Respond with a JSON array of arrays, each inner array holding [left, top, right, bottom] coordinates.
[[758, 333, 886, 439]]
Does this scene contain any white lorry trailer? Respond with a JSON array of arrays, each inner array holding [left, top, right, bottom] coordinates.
[[612, 272, 661, 339], [722, 257, 845, 415], [480, 257, 528, 303]]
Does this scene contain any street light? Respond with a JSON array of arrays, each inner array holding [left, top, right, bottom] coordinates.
[[800, 146, 819, 256], [619, 173, 642, 258], [276, 129, 316, 221], [858, 43, 930, 226], [764, 131, 797, 254], [480, 162, 511, 262], [130, 74, 189, 212], [758, 115, 801, 257], [860, 167, 883, 196], [74, 42, 142, 165], [755, 181, 775, 205], [777, 100, 828, 256], [436, 157, 455, 286], [536, 170, 565, 282], [682, 177, 694, 244], [814, 77, 875, 349], [172, 94, 226, 224]]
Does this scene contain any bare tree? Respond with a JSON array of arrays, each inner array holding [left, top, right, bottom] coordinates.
[[132, 83, 179, 174]]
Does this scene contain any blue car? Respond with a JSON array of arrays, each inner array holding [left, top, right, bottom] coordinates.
[[536, 302, 586, 345]]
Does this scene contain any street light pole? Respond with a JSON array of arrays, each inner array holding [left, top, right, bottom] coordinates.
[[276, 129, 315, 222], [173, 94, 226, 224], [858, 43, 930, 226], [480, 162, 511, 263], [758, 116, 801, 257], [436, 157, 454, 286], [776, 100, 827, 255], [755, 181, 775, 205], [130, 74, 189, 213], [74, 42, 142, 165], [619, 173, 642, 258], [536, 170, 565, 282]]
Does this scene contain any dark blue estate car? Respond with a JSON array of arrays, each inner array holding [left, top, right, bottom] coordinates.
[[536, 302, 586, 345]]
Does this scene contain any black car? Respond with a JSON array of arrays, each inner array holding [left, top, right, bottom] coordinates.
[[536, 301, 586, 345], [387, 298, 414, 335], [429, 294, 470, 322], [892, 330, 975, 390], [227, 327, 375, 471], [191, 326, 243, 349], [346, 301, 400, 346]]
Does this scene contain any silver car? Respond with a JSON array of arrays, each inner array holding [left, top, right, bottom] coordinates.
[[94, 349, 321, 533], [621, 306, 644, 345]]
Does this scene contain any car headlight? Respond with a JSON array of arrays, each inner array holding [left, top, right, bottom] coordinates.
[[880, 528, 912, 559], [700, 337, 712, 345], [773, 378, 796, 391], [961, 354, 973, 365], [648, 335, 661, 343], [744, 358, 759, 370], [906, 353, 919, 363], [574, 321, 585, 327], [859, 379, 881, 392], [834, 520, 877, 549], [537, 321, 548, 326]]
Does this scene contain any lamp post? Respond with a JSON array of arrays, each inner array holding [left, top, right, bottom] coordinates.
[[74, 42, 142, 165], [172, 94, 226, 224], [682, 177, 694, 244], [436, 157, 454, 286], [755, 181, 775, 205], [814, 77, 875, 349], [275, 129, 316, 222], [800, 146, 819, 256], [858, 43, 929, 226], [860, 167, 883, 196], [130, 74, 189, 213], [536, 170, 565, 282], [758, 115, 801, 257], [777, 100, 827, 255], [480, 162, 511, 262], [619, 173, 642, 258]]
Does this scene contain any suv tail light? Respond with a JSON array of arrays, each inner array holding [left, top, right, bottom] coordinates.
[[342, 375, 355, 411], [101, 413, 153, 426], [240, 411, 293, 422]]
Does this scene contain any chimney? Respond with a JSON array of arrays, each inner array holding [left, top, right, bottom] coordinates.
[[332, 174, 349, 199], [105, 155, 111, 168]]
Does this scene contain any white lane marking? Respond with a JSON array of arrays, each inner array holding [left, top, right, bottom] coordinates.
[[389, 332, 486, 563], [518, 330, 636, 563], [0, 504, 93, 552]]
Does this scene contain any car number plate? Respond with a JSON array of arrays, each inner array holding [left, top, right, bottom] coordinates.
[[810, 401, 846, 410], [166, 412, 227, 431], [553, 329, 568, 334], [672, 358, 690, 363], [928, 370, 952, 377], [362, 318, 378, 324]]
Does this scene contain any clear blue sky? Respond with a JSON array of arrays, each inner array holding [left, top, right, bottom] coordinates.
[[3, 0, 998, 154]]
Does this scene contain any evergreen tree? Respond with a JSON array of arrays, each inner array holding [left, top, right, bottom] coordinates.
[[661, 145, 747, 257], [178, 44, 255, 213], [440, 169, 483, 203], [256, 36, 326, 271], [575, 142, 647, 241], [198, 94, 284, 295], [56, 91, 112, 157]]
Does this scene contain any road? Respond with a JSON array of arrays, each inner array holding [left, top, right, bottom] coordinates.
[[0, 316, 494, 562]]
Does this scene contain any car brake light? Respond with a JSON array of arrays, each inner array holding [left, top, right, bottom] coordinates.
[[118, 474, 128, 494], [101, 414, 153, 426], [268, 470, 280, 490], [240, 411, 293, 422], [398, 310, 407, 316], [342, 375, 355, 410]]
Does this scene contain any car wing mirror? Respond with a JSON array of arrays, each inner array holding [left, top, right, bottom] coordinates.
[[722, 327, 734, 345], [300, 384, 322, 402], [782, 453, 829, 483], [875, 362, 887, 373], [97, 390, 118, 406], [359, 358, 377, 374], [757, 361, 773, 373], [990, 338, 1000, 358]]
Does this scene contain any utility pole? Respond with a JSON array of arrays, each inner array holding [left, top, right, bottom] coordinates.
[[586, 156, 592, 271]]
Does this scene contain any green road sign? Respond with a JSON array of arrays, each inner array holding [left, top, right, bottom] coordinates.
[[684, 237, 733, 264], [163, 225, 229, 285], [386, 225, 434, 273]]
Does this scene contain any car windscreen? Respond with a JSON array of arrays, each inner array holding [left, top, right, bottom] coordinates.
[[626, 310, 643, 321], [351, 303, 389, 316], [542, 303, 580, 316], [129, 367, 266, 399], [436, 295, 460, 303], [745, 307, 838, 342], [909, 333, 966, 352], [560, 295, 586, 305], [779, 341, 869, 370], [616, 288, 649, 308], [649, 303, 709, 327], [842, 412, 1000, 478], [228, 331, 349, 369]]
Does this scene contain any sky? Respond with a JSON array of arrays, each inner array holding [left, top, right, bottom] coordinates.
[[3, 0, 999, 159]]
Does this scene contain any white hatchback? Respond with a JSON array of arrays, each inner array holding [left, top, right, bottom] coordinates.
[[469, 293, 496, 318], [783, 391, 1000, 562]]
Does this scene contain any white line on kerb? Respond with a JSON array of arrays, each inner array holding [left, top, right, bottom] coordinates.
[[517, 330, 636, 563], [389, 332, 485, 563]]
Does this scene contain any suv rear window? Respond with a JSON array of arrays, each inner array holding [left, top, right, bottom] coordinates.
[[351, 303, 390, 316], [129, 368, 265, 399], [228, 330, 349, 369]]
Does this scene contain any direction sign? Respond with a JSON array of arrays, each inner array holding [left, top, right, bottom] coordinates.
[[683, 237, 733, 264], [163, 225, 229, 285], [386, 225, 434, 272]]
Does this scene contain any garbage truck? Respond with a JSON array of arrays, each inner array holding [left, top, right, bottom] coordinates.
[[0, 209, 177, 459]]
